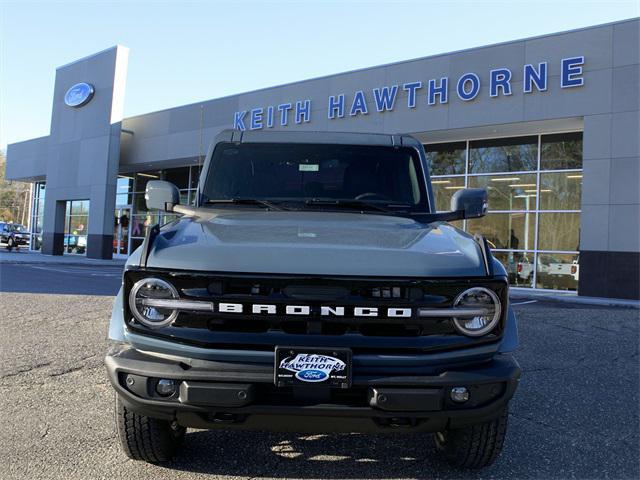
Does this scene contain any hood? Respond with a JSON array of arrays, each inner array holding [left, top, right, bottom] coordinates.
[[131, 210, 487, 277]]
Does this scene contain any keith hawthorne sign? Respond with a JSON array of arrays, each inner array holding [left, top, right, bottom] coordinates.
[[233, 56, 585, 131]]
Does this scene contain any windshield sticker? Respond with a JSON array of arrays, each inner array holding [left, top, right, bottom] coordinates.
[[299, 164, 319, 172]]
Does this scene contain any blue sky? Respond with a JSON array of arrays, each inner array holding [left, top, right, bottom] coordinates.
[[1, 0, 638, 149]]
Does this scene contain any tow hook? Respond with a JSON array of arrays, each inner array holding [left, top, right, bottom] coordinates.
[[209, 412, 244, 424], [375, 417, 420, 428]]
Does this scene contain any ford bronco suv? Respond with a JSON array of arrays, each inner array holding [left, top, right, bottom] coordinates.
[[106, 130, 520, 469]]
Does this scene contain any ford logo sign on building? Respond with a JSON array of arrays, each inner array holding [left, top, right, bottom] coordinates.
[[64, 82, 95, 107]]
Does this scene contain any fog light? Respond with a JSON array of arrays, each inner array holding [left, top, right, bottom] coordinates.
[[156, 379, 177, 397], [450, 386, 469, 403]]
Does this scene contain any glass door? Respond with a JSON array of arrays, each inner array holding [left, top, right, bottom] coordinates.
[[64, 200, 89, 255], [113, 207, 131, 257]]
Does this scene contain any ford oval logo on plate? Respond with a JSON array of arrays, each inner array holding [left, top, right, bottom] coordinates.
[[64, 82, 95, 108], [295, 369, 328, 382]]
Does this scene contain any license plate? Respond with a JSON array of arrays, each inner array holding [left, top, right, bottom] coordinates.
[[275, 347, 352, 388]]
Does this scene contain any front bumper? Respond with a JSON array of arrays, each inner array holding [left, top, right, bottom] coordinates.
[[106, 347, 520, 433]]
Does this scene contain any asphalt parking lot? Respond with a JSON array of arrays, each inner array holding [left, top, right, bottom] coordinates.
[[1, 262, 638, 480], [0, 261, 123, 295]]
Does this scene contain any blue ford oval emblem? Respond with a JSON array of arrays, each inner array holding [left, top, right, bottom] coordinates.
[[295, 369, 329, 382], [64, 82, 95, 108]]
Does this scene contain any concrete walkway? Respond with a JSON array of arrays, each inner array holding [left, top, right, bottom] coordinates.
[[510, 287, 640, 308], [0, 249, 126, 266]]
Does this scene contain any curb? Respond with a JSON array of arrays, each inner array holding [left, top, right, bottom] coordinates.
[[510, 290, 640, 309], [0, 260, 126, 267]]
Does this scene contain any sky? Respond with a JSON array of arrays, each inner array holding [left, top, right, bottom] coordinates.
[[1, 0, 638, 150]]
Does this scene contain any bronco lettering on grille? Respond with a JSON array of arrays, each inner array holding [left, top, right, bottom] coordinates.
[[215, 303, 412, 318]]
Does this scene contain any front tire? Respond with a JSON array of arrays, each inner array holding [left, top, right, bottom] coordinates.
[[435, 406, 509, 469], [115, 395, 186, 463], [6, 238, 14, 251]]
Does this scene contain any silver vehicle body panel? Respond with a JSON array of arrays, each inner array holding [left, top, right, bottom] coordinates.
[[130, 211, 486, 277]]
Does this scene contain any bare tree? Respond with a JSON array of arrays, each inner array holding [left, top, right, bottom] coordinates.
[[0, 150, 32, 226]]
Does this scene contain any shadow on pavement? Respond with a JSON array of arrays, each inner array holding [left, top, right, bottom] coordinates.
[[163, 430, 472, 479]]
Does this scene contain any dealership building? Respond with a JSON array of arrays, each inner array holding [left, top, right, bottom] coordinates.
[[5, 18, 639, 299]]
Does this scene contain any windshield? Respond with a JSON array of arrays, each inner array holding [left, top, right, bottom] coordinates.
[[201, 143, 429, 212]]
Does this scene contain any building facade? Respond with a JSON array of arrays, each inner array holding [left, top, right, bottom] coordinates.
[[5, 19, 639, 299]]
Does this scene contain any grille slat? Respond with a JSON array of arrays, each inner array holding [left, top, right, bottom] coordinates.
[[176, 313, 455, 337]]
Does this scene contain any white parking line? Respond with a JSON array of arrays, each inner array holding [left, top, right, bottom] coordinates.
[[25, 265, 122, 277], [511, 300, 538, 306], [26, 265, 82, 274]]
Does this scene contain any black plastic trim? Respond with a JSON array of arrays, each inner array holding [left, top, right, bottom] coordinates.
[[475, 234, 494, 277], [139, 224, 160, 268], [106, 348, 520, 433]]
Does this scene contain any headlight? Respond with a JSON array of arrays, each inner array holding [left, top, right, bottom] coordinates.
[[452, 287, 501, 337], [129, 278, 179, 328]]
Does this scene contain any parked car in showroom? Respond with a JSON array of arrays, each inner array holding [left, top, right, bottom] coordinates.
[[515, 254, 553, 287], [63, 234, 87, 255], [106, 130, 520, 470], [537, 255, 579, 290]]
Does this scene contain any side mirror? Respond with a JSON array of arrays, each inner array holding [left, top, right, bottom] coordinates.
[[145, 180, 179, 211], [450, 188, 488, 219]]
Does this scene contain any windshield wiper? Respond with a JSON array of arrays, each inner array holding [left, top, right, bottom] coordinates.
[[303, 199, 397, 213], [205, 198, 285, 211]]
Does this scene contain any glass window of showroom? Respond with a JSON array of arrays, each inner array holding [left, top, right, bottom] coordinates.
[[117, 164, 202, 254], [425, 132, 582, 291]]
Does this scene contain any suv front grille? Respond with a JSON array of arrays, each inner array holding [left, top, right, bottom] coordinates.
[[124, 270, 507, 352]]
